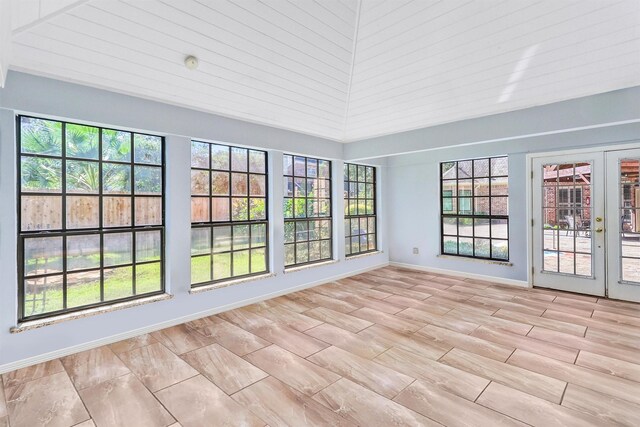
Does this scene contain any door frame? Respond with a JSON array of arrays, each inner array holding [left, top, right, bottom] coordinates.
[[525, 141, 640, 290]]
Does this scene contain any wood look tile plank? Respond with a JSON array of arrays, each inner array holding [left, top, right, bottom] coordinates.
[[249, 322, 329, 358], [156, 375, 266, 427], [556, 295, 640, 317], [575, 351, 640, 383], [394, 380, 524, 427], [271, 295, 316, 313], [181, 344, 267, 395], [428, 289, 475, 303], [585, 327, 640, 350], [493, 308, 586, 336], [543, 309, 640, 338], [562, 383, 640, 427], [425, 296, 497, 316], [232, 376, 355, 427], [350, 307, 424, 334], [304, 306, 373, 333], [79, 373, 174, 427], [304, 323, 389, 359], [376, 284, 432, 300], [592, 303, 640, 319], [441, 348, 566, 403], [150, 324, 216, 355], [511, 296, 595, 318], [338, 280, 394, 299], [595, 297, 640, 310], [383, 294, 450, 314], [446, 284, 515, 301], [340, 294, 406, 314], [296, 290, 361, 313], [552, 296, 600, 312], [445, 308, 532, 335], [5, 371, 90, 427], [374, 347, 489, 401], [196, 319, 271, 356], [352, 273, 416, 289], [397, 307, 479, 334], [508, 349, 640, 405], [244, 345, 340, 396], [491, 287, 556, 302], [470, 326, 578, 363], [412, 282, 451, 293], [61, 346, 130, 390], [217, 308, 273, 330], [2, 359, 64, 389], [255, 306, 323, 332], [592, 309, 640, 327], [427, 275, 472, 288], [108, 333, 158, 354], [313, 378, 438, 426], [308, 346, 414, 399], [476, 382, 601, 427], [118, 343, 198, 392], [527, 326, 638, 364], [417, 325, 514, 362], [358, 324, 450, 359], [469, 296, 545, 316]]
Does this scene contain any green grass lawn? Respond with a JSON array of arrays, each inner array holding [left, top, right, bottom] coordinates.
[[191, 249, 266, 284], [24, 262, 161, 317]]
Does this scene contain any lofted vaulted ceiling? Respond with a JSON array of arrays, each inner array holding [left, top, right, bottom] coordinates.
[[6, 0, 640, 142]]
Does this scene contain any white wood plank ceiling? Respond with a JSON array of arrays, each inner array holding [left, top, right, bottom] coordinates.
[[6, 0, 640, 142]]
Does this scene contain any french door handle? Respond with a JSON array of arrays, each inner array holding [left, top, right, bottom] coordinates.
[[595, 227, 603, 233]]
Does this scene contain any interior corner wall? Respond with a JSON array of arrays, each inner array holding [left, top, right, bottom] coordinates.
[[0, 71, 389, 371], [382, 121, 640, 285]]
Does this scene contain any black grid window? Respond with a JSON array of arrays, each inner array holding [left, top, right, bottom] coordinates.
[[18, 116, 165, 322], [441, 156, 509, 261], [190, 141, 268, 286], [283, 155, 332, 267], [344, 163, 377, 256]]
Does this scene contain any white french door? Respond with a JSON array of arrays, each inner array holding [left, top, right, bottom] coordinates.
[[532, 152, 606, 296], [532, 147, 640, 302]]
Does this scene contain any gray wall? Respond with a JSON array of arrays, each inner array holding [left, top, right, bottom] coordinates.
[[0, 72, 388, 371], [346, 87, 640, 283]]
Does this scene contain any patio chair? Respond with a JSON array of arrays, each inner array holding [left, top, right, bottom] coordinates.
[[565, 215, 590, 237]]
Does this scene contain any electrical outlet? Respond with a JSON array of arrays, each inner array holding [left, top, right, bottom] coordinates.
[[412, 247, 419, 255]]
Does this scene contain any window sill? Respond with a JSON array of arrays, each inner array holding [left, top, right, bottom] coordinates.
[[190, 272, 277, 294], [437, 254, 513, 267], [284, 259, 339, 273], [346, 250, 384, 260], [11, 293, 174, 333]]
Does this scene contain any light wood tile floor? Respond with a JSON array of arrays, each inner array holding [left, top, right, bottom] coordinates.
[[2, 266, 640, 426]]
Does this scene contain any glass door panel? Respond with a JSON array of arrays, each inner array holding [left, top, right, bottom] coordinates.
[[607, 150, 640, 302]]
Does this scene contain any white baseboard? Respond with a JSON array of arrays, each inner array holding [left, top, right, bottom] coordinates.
[[0, 262, 388, 375], [389, 261, 530, 288]]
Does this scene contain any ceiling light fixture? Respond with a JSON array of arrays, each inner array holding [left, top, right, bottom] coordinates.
[[184, 55, 199, 70]]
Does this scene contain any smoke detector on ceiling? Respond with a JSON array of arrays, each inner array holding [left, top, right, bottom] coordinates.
[[184, 55, 199, 70]]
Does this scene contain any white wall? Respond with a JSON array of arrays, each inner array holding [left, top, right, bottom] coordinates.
[[0, 72, 389, 372]]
